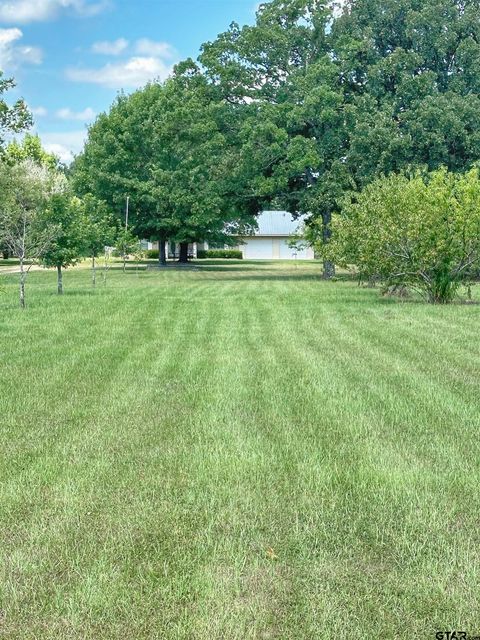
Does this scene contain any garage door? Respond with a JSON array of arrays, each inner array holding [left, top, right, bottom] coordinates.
[[279, 239, 309, 260], [244, 238, 273, 259]]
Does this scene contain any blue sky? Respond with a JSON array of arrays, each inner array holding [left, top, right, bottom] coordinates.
[[0, 0, 257, 162]]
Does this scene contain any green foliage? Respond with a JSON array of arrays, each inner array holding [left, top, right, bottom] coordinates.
[[200, 0, 480, 276], [72, 61, 257, 249], [115, 228, 139, 271], [72, 0, 480, 278], [0, 136, 66, 268], [0, 159, 64, 305], [326, 168, 480, 303], [145, 249, 159, 260], [197, 249, 243, 259], [41, 195, 86, 271], [0, 241, 11, 259], [80, 194, 117, 259], [0, 160, 62, 262], [0, 72, 32, 149], [3, 134, 59, 170]]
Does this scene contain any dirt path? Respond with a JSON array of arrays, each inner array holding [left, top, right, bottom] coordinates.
[[0, 265, 46, 275]]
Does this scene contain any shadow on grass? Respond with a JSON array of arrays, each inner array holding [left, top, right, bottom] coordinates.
[[193, 260, 274, 267], [137, 259, 319, 268], [199, 273, 326, 282]]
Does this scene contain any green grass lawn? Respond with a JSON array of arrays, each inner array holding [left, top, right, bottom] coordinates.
[[1, 261, 479, 639]]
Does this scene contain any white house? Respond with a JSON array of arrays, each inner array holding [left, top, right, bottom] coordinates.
[[203, 211, 315, 260], [145, 211, 315, 260]]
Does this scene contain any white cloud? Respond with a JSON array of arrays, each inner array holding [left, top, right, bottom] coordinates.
[[0, 27, 42, 70], [92, 38, 128, 56], [0, 27, 21, 46], [16, 43, 42, 64], [56, 106, 96, 121], [66, 56, 173, 89], [41, 129, 87, 164], [0, 0, 108, 24], [135, 39, 175, 59], [30, 105, 48, 117]]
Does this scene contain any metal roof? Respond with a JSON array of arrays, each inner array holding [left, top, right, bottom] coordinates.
[[252, 211, 307, 237]]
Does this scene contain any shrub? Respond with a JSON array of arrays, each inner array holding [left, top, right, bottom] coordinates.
[[325, 168, 480, 304], [145, 249, 159, 259], [197, 249, 243, 259]]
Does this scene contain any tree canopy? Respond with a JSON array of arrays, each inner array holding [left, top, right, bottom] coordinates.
[[0, 72, 32, 149], [200, 0, 480, 276], [72, 61, 257, 263], [4, 134, 59, 171]]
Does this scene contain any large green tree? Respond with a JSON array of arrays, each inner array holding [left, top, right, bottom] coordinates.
[[200, 0, 480, 276], [333, 0, 480, 179], [72, 83, 173, 264], [200, 1, 354, 277], [73, 61, 256, 265]]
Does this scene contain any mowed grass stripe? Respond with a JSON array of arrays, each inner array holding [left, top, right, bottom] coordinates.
[[1, 288, 219, 636], [284, 296, 480, 635], [0, 262, 479, 639]]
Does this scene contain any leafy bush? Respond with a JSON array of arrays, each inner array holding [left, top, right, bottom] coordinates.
[[146, 249, 159, 259], [197, 249, 243, 259], [325, 168, 480, 304]]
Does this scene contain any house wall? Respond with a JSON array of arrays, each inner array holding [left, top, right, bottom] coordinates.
[[145, 237, 315, 260], [239, 236, 314, 260]]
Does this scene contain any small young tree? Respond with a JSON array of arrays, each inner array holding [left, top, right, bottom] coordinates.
[[41, 195, 85, 294], [102, 247, 113, 286], [116, 228, 138, 273], [325, 168, 480, 303], [132, 241, 146, 276], [0, 160, 61, 308], [81, 195, 117, 287]]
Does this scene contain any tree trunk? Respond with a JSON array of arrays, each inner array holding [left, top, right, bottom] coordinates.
[[92, 255, 96, 287], [159, 234, 167, 266], [123, 254, 126, 273], [19, 260, 26, 309], [57, 265, 63, 295], [178, 242, 189, 264], [321, 211, 335, 279], [103, 250, 109, 286]]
